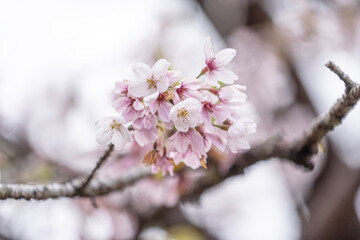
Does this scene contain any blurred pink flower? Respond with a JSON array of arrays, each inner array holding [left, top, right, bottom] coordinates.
[[218, 84, 247, 105], [152, 156, 174, 176], [227, 118, 257, 153]]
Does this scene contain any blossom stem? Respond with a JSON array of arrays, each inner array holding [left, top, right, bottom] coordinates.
[[196, 67, 208, 79], [212, 124, 229, 131]]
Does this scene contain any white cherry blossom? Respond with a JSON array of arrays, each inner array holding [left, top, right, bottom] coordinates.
[[95, 116, 132, 151], [227, 118, 257, 153], [128, 59, 170, 98], [169, 98, 202, 132]]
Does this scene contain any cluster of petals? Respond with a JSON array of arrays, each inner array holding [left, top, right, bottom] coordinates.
[[96, 36, 256, 175]]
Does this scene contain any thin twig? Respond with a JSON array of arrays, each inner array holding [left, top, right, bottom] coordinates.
[[78, 143, 114, 193], [326, 61, 356, 90]]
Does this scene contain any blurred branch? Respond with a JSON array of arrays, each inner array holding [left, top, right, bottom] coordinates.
[[0, 61, 359, 201], [233, 61, 360, 171], [146, 61, 360, 206]]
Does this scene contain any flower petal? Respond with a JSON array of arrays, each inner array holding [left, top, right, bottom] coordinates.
[[174, 120, 190, 132], [214, 48, 236, 66], [204, 36, 215, 61], [157, 101, 172, 122], [119, 125, 132, 142], [134, 127, 158, 147], [96, 127, 112, 144], [200, 109, 213, 128], [184, 98, 202, 111], [121, 106, 142, 122], [183, 149, 201, 169], [144, 91, 159, 106], [236, 139, 250, 150], [167, 70, 182, 85], [219, 84, 247, 103], [133, 99, 144, 111], [214, 69, 238, 84], [128, 80, 155, 98], [95, 117, 113, 128], [228, 122, 246, 138], [156, 76, 169, 93], [205, 71, 219, 87], [112, 131, 126, 151], [113, 97, 131, 112], [133, 62, 151, 80], [152, 59, 170, 79], [189, 129, 205, 154]]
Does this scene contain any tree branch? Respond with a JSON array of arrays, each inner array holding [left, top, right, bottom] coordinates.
[[0, 61, 358, 201], [77, 143, 114, 193], [177, 61, 360, 202], [233, 61, 360, 172], [0, 167, 151, 200]]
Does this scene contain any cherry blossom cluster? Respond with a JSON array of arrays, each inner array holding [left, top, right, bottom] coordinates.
[[96, 37, 256, 176]]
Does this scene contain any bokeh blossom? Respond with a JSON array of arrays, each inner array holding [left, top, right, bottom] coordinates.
[[96, 36, 256, 174]]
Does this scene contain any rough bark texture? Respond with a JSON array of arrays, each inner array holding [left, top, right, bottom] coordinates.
[[0, 167, 151, 200]]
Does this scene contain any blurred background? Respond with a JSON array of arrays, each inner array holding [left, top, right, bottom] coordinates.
[[1, 0, 360, 239]]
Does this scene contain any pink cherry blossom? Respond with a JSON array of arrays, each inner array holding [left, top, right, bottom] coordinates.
[[202, 36, 238, 86], [152, 156, 174, 176], [172, 147, 204, 169], [128, 59, 170, 98], [218, 84, 247, 105], [168, 128, 205, 155], [200, 127, 227, 152], [112, 97, 144, 122], [133, 126, 159, 147], [169, 98, 202, 132], [227, 118, 257, 153], [167, 70, 182, 85], [112, 80, 129, 98], [200, 101, 228, 128], [173, 78, 203, 104], [95, 116, 132, 151], [132, 112, 157, 130], [148, 93, 173, 123]]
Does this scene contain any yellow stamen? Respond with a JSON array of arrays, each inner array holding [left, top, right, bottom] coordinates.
[[147, 75, 157, 89], [111, 120, 122, 131], [200, 156, 208, 170], [177, 107, 188, 118]]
